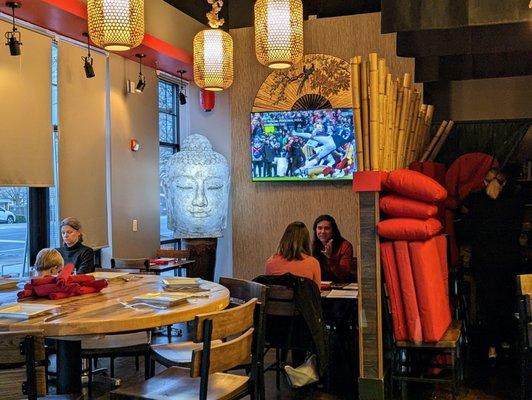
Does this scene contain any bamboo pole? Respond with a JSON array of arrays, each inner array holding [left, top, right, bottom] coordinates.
[[369, 53, 380, 170], [383, 73, 394, 170], [428, 120, 454, 161], [361, 61, 370, 171], [395, 73, 412, 168], [391, 81, 403, 170], [378, 58, 387, 170], [410, 103, 427, 163], [420, 120, 448, 162], [350, 56, 364, 171], [404, 91, 420, 166], [418, 105, 434, 160]]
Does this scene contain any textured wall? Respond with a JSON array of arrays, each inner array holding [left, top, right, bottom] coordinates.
[[230, 13, 416, 279]]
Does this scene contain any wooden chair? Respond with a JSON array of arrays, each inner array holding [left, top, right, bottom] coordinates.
[[0, 330, 76, 400], [111, 299, 258, 400], [155, 249, 191, 277], [150, 277, 268, 399], [391, 320, 463, 400]]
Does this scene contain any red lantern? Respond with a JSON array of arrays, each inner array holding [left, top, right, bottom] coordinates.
[[200, 89, 215, 112]]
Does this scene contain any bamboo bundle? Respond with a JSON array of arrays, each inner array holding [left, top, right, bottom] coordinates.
[[350, 56, 364, 171], [420, 120, 448, 162], [378, 58, 387, 170], [369, 53, 380, 170], [361, 61, 370, 171], [428, 120, 454, 161]]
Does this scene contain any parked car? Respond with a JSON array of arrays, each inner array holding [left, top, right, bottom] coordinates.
[[0, 207, 15, 224]]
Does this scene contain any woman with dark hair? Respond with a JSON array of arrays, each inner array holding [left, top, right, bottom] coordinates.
[[56, 217, 95, 274], [265, 221, 321, 286], [312, 214, 355, 282]]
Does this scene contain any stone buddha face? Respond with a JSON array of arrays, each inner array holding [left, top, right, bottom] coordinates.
[[163, 134, 230, 238]]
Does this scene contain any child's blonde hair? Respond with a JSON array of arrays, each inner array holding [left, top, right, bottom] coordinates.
[[34, 248, 64, 273]]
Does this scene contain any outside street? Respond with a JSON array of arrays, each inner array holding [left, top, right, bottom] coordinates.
[[0, 223, 27, 277]]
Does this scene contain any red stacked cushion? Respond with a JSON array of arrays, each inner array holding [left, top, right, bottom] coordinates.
[[380, 194, 438, 219], [384, 169, 447, 204], [377, 218, 442, 241]]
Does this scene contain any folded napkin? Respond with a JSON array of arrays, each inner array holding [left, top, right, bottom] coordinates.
[[149, 259, 170, 265]]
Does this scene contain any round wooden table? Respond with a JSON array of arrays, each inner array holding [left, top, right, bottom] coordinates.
[[0, 275, 230, 393]]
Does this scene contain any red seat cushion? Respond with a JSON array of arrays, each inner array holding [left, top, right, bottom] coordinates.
[[380, 242, 408, 341], [393, 241, 423, 343], [433, 235, 450, 307], [380, 194, 438, 219], [408, 238, 452, 342], [377, 218, 442, 241], [384, 169, 447, 203]]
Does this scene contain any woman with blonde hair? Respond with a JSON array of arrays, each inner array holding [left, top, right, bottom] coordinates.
[[56, 217, 94, 274], [265, 221, 321, 286]]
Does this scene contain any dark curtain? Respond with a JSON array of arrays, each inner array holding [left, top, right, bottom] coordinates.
[[432, 119, 531, 167]]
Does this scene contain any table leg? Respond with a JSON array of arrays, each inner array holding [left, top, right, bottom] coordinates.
[[56, 339, 82, 394]]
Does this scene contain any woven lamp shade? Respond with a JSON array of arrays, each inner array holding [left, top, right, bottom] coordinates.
[[254, 0, 303, 69], [87, 0, 144, 51], [193, 29, 234, 91]]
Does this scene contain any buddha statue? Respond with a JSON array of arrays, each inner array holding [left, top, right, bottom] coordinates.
[[163, 134, 230, 238]]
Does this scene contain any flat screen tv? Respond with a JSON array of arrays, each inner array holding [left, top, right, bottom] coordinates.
[[251, 108, 357, 182]]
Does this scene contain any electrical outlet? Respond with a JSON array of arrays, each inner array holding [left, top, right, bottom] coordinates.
[[132, 219, 138, 232]]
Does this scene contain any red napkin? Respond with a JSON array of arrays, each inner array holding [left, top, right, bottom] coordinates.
[[70, 275, 95, 284], [17, 289, 33, 299], [149, 259, 170, 265], [30, 275, 56, 286]]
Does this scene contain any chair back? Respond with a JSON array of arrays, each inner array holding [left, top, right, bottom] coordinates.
[[194, 298, 257, 342], [0, 330, 46, 400], [111, 258, 149, 270], [156, 249, 190, 260], [265, 284, 297, 317], [219, 276, 268, 306]]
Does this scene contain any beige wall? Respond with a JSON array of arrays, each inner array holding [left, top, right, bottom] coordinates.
[[230, 13, 417, 280], [107, 53, 160, 259]]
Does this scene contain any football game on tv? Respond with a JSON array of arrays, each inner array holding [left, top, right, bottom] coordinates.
[[250, 108, 357, 182]]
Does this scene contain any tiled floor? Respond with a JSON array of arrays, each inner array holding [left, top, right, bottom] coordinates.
[[48, 326, 521, 400]]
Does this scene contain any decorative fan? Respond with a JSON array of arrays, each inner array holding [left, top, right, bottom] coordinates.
[[252, 53, 352, 112]]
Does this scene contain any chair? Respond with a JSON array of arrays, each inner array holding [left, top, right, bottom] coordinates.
[[111, 299, 258, 400], [0, 330, 75, 399], [390, 320, 463, 400], [110, 258, 150, 271], [150, 277, 268, 399], [155, 249, 191, 277]]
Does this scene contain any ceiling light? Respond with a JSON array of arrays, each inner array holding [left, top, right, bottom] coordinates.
[[4, 2, 22, 56], [87, 0, 144, 51], [135, 53, 146, 93], [254, 0, 304, 69], [82, 32, 95, 78], [193, 0, 233, 91]]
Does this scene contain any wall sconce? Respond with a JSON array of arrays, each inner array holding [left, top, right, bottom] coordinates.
[[130, 139, 140, 151], [4, 2, 22, 56], [82, 32, 95, 78], [177, 69, 187, 105], [135, 53, 146, 93]]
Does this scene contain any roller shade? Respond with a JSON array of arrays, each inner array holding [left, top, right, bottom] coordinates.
[[57, 41, 108, 249], [0, 20, 53, 187]]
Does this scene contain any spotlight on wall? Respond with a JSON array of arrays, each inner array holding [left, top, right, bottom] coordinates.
[[135, 53, 146, 93], [4, 2, 22, 56], [82, 32, 95, 78], [177, 69, 187, 105]]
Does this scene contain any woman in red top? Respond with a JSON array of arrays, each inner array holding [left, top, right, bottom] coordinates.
[[312, 215, 355, 283], [265, 221, 321, 287]]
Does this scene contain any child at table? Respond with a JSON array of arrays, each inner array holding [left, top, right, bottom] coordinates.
[[33, 248, 64, 277]]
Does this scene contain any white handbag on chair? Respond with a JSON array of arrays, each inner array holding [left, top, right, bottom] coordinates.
[[283, 354, 319, 388]]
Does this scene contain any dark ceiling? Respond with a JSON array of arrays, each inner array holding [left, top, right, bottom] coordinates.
[[164, 0, 381, 29]]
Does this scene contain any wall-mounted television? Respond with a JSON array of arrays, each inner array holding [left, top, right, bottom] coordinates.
[[251, 108, 357, 182]]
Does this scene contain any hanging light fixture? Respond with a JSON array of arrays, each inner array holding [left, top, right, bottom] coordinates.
[[135, 53, 146, 93], [193, 0, 233, 91], [82, 32, 95, 78], [177, 69, 187, 105], [87, 0, 144, 51], [254, 0, 303, 69], [4, 2, 22, 56]]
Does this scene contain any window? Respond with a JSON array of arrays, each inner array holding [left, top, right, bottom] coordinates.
[[158, 80, 180, 242], [0, 187, 28, 277]]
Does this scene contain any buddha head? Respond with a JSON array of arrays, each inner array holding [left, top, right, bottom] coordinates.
[[163, 134, 230, 238]]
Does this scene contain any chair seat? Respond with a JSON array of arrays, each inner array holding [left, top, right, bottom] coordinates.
[[151, 340, 222, 367], [111, 366, 249, 400], [396, 320, 462, 348]]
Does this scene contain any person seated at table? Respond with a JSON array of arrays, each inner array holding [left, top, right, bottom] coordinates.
[[33, 248, 64, 277], [56, 217, 94, 274], [312, 214, 355, 283], [265, 221, 321, 287]]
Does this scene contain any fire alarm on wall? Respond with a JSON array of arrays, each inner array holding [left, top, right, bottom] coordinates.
[[130, 139, 140, 151]]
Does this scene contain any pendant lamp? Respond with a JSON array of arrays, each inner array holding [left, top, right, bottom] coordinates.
[[254, 0, 303, 69], [87, 0, 144, 51], [193, 0, 233, 91]]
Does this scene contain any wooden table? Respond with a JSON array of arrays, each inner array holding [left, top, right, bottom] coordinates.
[[147, 259, 196, 276], [0, 275, 229, 393]]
